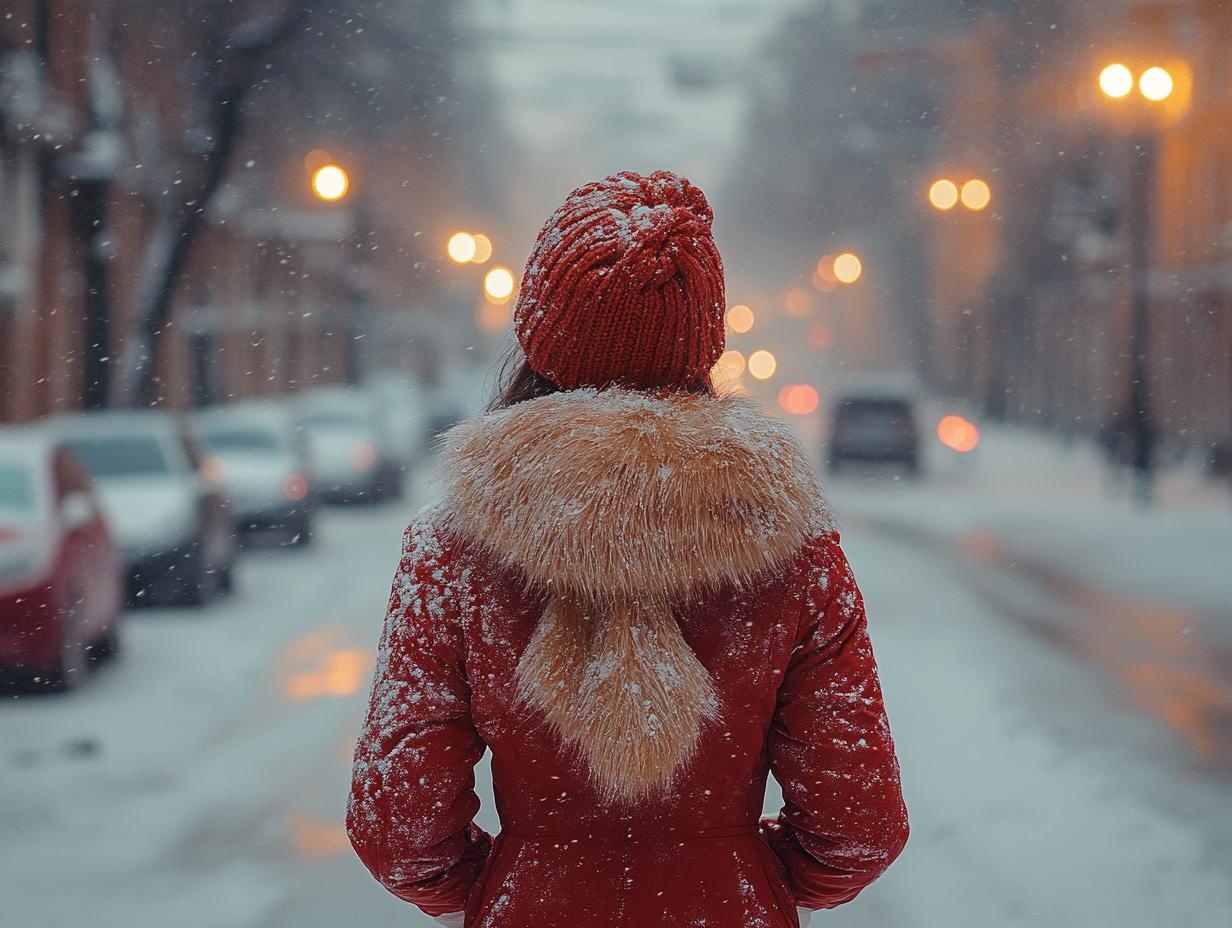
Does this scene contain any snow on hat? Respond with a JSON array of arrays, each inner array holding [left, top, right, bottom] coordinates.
[[513, 170, 726, 391]]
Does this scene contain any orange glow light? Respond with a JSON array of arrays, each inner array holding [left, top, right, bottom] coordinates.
[[282, 473, 309, 501], [484, 267, 515, 302], [833, 253, 862, 284], [1100, 63, 1133, 98], [748, 349, 777, 380], [929, 179, 959, 210], [778, 384, 820, 415], [349, 443, 377, 472], [476, 299, 511, 333], [447, 232, 477, 263], [1139, 66, 1173, 101], [784, 288, 813, 317], [470, 233, 493, 263], [937, 415, 979, 452], [726, 304, 754, 333], [311, 165, 348, 201], [961, 179, 991, 210]]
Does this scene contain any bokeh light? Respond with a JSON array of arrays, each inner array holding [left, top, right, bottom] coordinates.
[[448, 232, 477, 263], [476, 299, 511, 333], [1099, 64, 1133, 98], [349, 442, 377, 472], [961, 179, 991, 210], [726, 304, 754, 333], [778, 384, 819, 415], [311, 165, 348, 201], [784, 288, 813, 317], [815, 256, 837, 283], [807, 323, 833, 351], [748, 349, 777, 380], [929, 179, 959, 210], [937, 415, 980, 452], [1139, 67, 1173, 101], [484, 266, 516, 301], [282, 473, 309, 502], [200, 456, 227, 483], [471, 233, 493, 263], [833, 253, 862, 284]]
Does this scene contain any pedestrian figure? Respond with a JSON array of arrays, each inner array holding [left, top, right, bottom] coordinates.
[[347, 171, 908, 927]]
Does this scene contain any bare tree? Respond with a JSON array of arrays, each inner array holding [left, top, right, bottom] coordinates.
[[111, 0, 309, 407]]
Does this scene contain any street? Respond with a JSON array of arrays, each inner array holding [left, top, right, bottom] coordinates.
[[2, 422, 1230, 928]]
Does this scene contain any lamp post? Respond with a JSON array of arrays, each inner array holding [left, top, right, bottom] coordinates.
[[1097, 61, 1178, 503]]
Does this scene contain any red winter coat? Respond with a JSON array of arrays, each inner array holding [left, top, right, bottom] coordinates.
[[348, 389, 908, 927]]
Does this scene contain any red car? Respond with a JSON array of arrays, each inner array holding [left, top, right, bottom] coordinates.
[[0, 430, 124, 690]]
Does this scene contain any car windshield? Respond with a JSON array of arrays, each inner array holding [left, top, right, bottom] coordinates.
[[199, 427, 283, 454], [63, 436, 171, 477], [837, 400, 913, 424], [0, 463, 37, 515]]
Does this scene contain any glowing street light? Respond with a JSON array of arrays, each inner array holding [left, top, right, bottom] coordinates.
[[778, 384, 819, 415], [471, 233, 493, 263], [747, 349, 777, 380], [312, 165, 348, 201], [448, 232, 477, 263], [937, 415, 979, 452], [726, 304, 754, 333], [484, 266, 515, 302], [929, 179, 959, 210], [1099, 63, 1134, 98], [1139, 66, 1173, 101], [833, 253, 862, 284], [960, 179, 991, 210]]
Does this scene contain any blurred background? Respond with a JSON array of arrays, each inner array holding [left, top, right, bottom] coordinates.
[[2, 1, 1231, 926]]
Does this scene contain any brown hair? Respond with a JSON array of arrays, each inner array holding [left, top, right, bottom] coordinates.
[[489, 343, 717, 412], [489, 346, 561, 411]]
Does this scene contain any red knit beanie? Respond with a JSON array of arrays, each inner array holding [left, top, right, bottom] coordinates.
[[514, 171, 726, 391]]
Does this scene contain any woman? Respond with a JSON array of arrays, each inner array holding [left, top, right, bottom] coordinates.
[[347, 171, 908, 927]]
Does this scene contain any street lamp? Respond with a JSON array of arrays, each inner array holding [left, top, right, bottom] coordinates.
[[1095, 60, 1179, 502], [833, 253, 862, 284], [929, 178, 991, 211], [311, 165, 348, 201]]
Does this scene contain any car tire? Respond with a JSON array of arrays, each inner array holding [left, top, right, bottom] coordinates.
[[47, 606, 90, 692], [86, 627, 121, 664], [180, 524, 232, 606]]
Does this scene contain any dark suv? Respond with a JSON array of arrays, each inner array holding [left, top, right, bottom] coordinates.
[[828, 394, 920, 475]]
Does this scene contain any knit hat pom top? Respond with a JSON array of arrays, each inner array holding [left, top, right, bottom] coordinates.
[[514, 170, 726, 391]]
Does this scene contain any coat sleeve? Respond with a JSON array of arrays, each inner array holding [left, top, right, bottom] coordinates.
[[766, 532, 909, 909], [347, 517, 492, 916]]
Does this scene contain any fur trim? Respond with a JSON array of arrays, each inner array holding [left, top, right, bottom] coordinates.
[[440, 388, 829, 799]]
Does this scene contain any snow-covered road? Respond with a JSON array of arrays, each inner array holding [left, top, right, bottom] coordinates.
[[3, 428, 1231, 928]]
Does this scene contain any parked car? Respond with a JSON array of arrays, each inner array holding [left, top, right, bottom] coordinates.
[[52, 411, 237, 606], [368, 371, 429, 464], [194, 400, 316, 546], [0, 429, 124, 690], [827, 387, 921, 475], [295, 386, 404, 503]]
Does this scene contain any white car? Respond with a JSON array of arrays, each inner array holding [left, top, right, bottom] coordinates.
[[367, 371, 429, 464], [294, 386, 404, 503], [193, 400, 316, 546], [52, 411, 237, 606]]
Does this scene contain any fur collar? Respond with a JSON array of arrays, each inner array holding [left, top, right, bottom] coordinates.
[[439, 388, 829, 799]]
